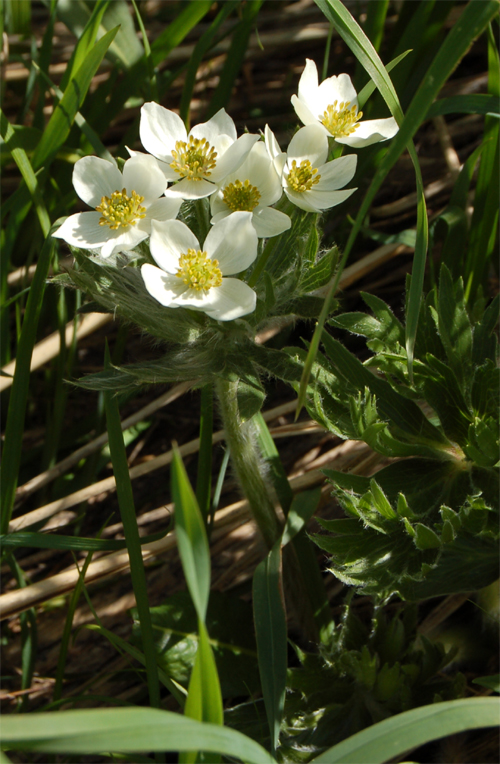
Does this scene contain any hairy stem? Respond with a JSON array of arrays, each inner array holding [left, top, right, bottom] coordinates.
[[215, 376, 282, 548]]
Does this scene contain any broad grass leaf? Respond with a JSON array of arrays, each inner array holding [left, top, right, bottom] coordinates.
[[311, 698, 500, 763]]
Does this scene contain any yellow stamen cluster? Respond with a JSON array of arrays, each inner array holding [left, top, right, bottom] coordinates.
[[176, 248, 223, 291], [222, 179, 261, 212], [287, 160, 321, 193], [96, 189, 146, 229], [170, 136, 218, 181], [321, 101, 362, 138]]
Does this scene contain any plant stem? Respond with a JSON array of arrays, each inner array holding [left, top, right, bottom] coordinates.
[[215, 377, 282, 549], [215, 376, 321, 642]]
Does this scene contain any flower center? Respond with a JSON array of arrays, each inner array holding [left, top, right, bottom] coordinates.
[[176, 248, 223, 291], [96, 189, 146, 229], [170, 136, 218, 181], [320, 101, 363, 138], [287, 160, 321, 193], [222, 179, 261, 212]]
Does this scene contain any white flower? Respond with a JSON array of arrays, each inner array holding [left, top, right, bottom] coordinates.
[[291, 59, 399, 148], [210, 142, 291, 238], [141, 212, 258, 321], [139, 103, 259, 200], [266, 125, 357, 213], [53, 154, 181, 258]]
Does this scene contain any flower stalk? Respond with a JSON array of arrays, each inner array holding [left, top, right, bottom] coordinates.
[[215, 376, 283, 549]]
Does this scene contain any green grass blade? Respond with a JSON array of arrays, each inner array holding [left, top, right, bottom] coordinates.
[[130, 0, 158, 102], [0, 707, 276, 762], [1, 235, 55, 533], [171, 448, 211, 623], [150, 1, 213, 68], [32, 25, 119, 172], [84, 623, 186, 705], [465, 23, 500, 302], [59, 0, 109, 92], [32, 63, 114, 161], [4, 0, 31, 34], [103, 344, 160, 710], [53, 550, 95, 703], [296, 249, 339, 418], [426, 93, 500, 119], [254, 412, 294, 513], [206, 0, 264, 118], [181, 621, 224, 764], [179, 1, 238, 128], [252, 543, 287, 756], [311, 698, 500, 763], [196, 384, 213, 523], [314, 0, 498, 372], [0, 110, 51, 236]]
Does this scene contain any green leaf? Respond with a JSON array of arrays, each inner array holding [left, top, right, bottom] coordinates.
[[104, 344, 160, 709], [171, 449, 211, 623], [311, 698, 500, 763], [413, 523, 442, 551], [473, 674, 500, 693], [426, 94, 500, 119], [253, 543, 287, 756], [0, 235, 55, 534], [134, 591, 259, 699], [436, 264, 473, 389], [32, 26, 119, 172], [206, 1, 264, 117], [182, 621, 224, 763], [321, 332, 447, 445], [0, 707, 275, 763], [150, 1, 213, 68]]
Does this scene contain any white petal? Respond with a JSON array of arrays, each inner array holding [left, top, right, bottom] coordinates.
[[336, 117, 399, 147], [144, 196, 182, 223], [286, 125, 329, 168], [190, 108, 237, 144], [317, 73, 357, 111], [141, 263, 185, 306], [297, 59, 319, 103], [204, 212, 258, 274], [283, 189, 322, 213], [315, 154, 357, 190], [210, 133, 260, 183], [245, 142, 282, 205], [203, 279, 257, 321], [140, 102, 186, 162], [251, 207, 291, 238], [100, 226, 148, 258], [73, 157, 123, 208], [301, 186, 356, 210], [150, 219, 199, 273], [166, 178, 216, 200], [291, 94, 326, 130], [122, 154, 168, 204], [53, 212, 113, 249]]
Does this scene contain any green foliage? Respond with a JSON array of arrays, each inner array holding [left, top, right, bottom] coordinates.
[[302, 266, 499, 600], [132, 591, 259, 699], [228, 602, 466, 762]]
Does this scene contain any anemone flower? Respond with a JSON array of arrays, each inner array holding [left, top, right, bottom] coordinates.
[[291, 59, 398, 148], [141, 211, 258, 321], [53, 154, 181, 258], [265, 124, 357, 214], [140, 103, 259, 200], [210, 142, 290, 238]]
